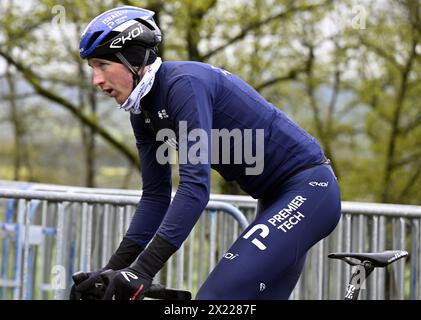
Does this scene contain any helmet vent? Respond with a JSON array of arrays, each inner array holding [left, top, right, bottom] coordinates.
[[134, 18, 156, 31], [86, 31, 103, 50]]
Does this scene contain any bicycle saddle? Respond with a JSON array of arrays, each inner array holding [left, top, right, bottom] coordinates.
[[328, 250, 408, 267]]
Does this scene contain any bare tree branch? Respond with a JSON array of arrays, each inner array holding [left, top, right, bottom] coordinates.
[[397, 160, 421, 202], [392, 151, 421, 169], [381, 36, 419, 202], [202, 0, 332, 60], [187, 0, 218, 61], [325, 40, 343, 139], [255, 67, 307, 91], [359, 36, 402, 71], [0, 92, 37, 100], [398, 0, 421, 37], [398, 112, 421, 136], [0, 50, 139, 167]]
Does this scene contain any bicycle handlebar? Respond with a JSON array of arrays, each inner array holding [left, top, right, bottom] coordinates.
[[71, 271, 192, 300]]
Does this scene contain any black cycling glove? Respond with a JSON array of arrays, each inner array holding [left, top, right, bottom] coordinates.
[[71, 236, 144, 299], [105, 236, 145, 270], [101, 235, 178, 300]]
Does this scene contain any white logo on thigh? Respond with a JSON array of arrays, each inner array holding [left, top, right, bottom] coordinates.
[[158, 109, 169, 119], [309, 181, 328, 187], [243, 224, 270, 250], [223, 252, 239, 260]]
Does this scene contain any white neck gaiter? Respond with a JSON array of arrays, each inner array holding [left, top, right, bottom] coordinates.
[[119, 57, 162, 114]]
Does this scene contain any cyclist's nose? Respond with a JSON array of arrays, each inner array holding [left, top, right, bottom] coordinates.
[[92, 70, 105, 86]]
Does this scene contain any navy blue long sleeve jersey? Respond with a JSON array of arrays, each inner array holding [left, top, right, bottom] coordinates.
[[126, 61, 325, 248]]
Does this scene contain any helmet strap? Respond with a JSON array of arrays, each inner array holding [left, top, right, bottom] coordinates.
[[115, 49, 151, 90]]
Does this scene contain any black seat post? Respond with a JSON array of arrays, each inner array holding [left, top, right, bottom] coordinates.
[[344, 261, 375, 300]]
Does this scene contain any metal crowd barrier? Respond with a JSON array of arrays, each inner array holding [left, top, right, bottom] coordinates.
[[1, 182, 421, 300], [0, 188, 249, 300]]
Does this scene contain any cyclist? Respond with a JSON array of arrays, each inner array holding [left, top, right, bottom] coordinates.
[[74, 6, 341, 300]]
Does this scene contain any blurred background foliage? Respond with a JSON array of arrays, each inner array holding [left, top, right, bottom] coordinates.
[[0, 0, 420, 204]]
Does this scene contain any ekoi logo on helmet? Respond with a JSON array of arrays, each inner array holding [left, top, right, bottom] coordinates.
[[110, 24, 144, 49]]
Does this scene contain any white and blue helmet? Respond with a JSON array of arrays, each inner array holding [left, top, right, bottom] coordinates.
[[79, 6, 161, 59]]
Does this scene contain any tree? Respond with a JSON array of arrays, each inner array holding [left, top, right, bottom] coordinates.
[[1, 0, 420, 203], [0, 1, 139, 187], [347, 1, 421, 203]]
